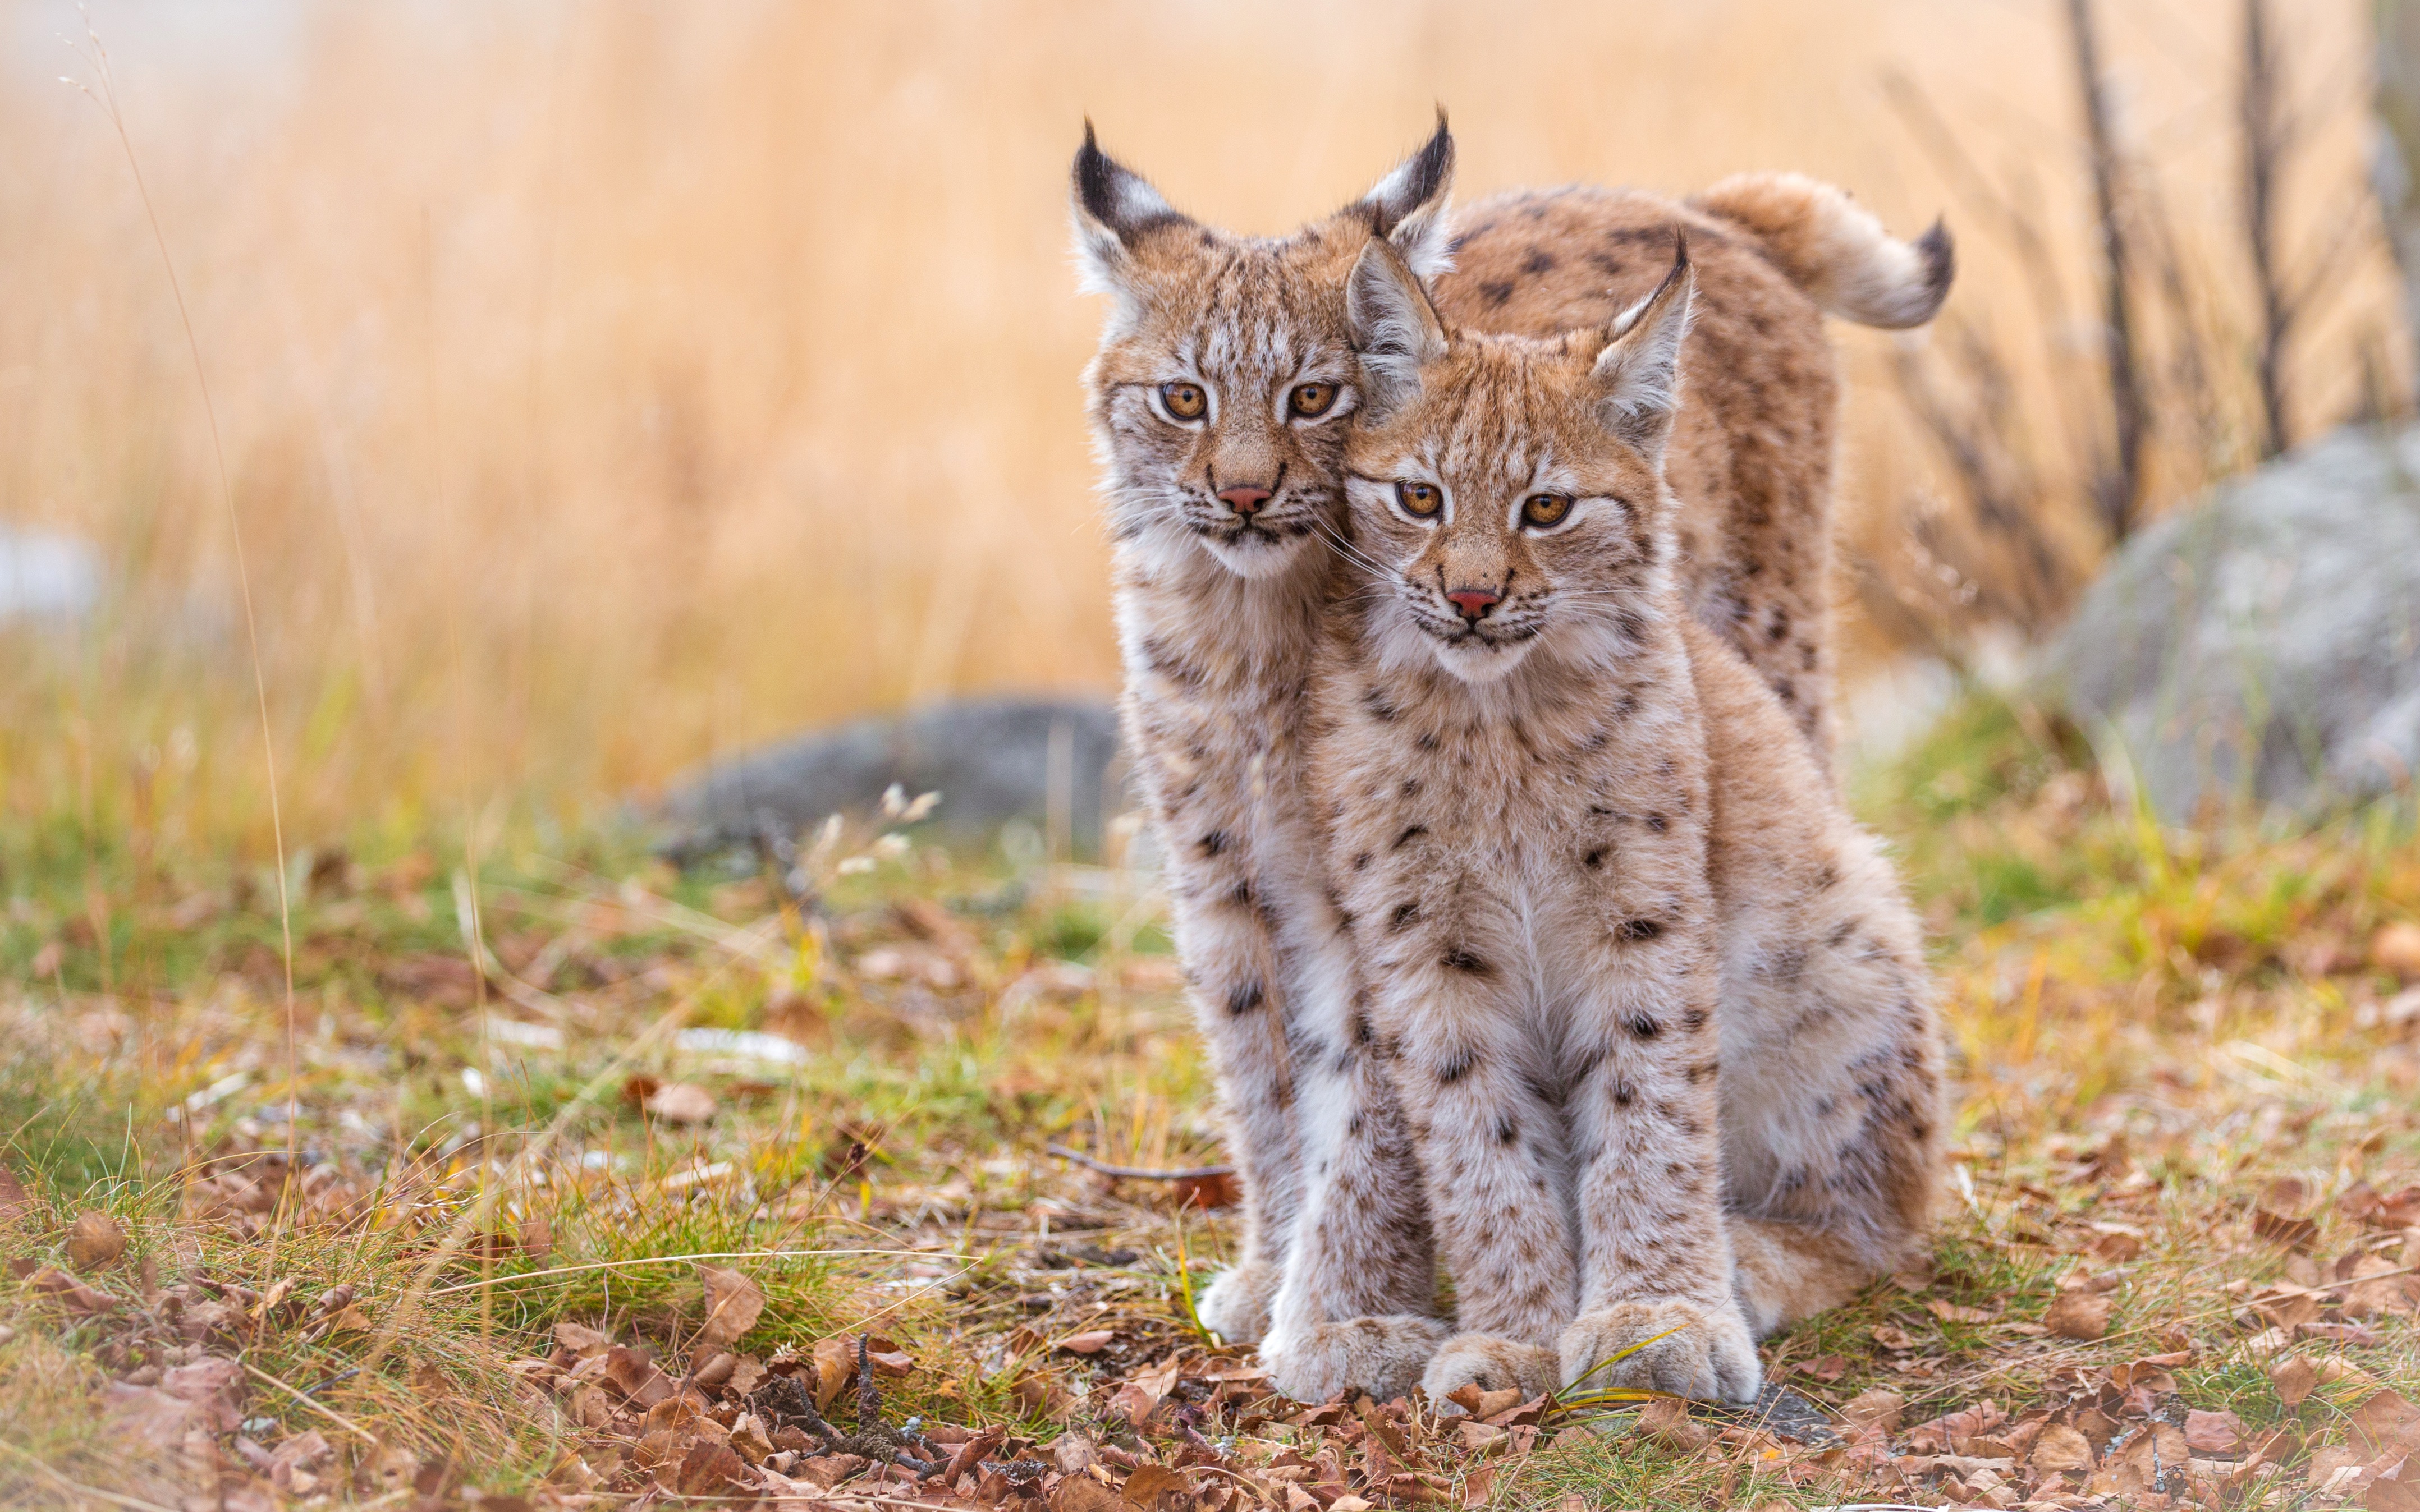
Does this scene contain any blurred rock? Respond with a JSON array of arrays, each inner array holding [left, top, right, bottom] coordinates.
[[655, 694, 1124, 863], [0, 524, 100, 623], [2044, 425, 2420, 822]]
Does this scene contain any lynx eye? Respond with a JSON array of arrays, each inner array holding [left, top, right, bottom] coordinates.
[[1289, 382, 1337, 418], [1159, 382, 1207, 420], [1520, 493, 1574, 528], [1395, 481, 1443, 518]]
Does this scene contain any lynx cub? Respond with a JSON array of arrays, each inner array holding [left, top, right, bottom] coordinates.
[[1069, 119, 1950, 1393], [1295, 239, 1945, 1403]]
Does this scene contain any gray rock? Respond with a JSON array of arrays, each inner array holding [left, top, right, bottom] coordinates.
[[2043, 424, 2420, 822], [0, 525, 101, 623], [655, 694, 1126, 862]]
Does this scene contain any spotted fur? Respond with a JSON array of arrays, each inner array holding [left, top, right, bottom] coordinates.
[[1297, 240, 1945, 1406], [1069, 120, 1949, 1400]]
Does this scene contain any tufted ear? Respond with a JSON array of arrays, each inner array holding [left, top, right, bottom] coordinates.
[[1587, 237, 1694, 457], [1348, 235, 1449, 422], [1070, 121, 1191, 300], [1343, 111, 1456, 279]]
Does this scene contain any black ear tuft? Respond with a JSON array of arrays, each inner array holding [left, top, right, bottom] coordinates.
[[1388, 109, 1454, 229], [1915, 217, 1956, 306], [1354, 111, 1455, 236], [1071, 120, 1186, 247]]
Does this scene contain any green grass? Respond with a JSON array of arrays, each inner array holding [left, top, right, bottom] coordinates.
[[4, 688, 2419, 1508]]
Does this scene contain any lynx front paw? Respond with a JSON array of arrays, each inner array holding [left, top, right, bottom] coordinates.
[[1557, 1298, 1761, 1404], [1419, 1332, 1561, 1409], [1195, 1260, 1280, 1345], [1261, 1315, 1450, 1404]]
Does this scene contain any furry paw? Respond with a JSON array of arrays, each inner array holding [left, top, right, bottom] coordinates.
[[1557, 1298, 1761, 1404], [1419, 1332, 1561, 1409], [1195, 1260, 1280, 1345], [1261, 1315, 1450, 1404]]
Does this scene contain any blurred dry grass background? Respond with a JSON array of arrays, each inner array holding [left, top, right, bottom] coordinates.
[[0, 0, 2398, 857]]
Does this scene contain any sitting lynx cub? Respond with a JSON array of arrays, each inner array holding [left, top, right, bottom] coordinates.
[[1295, 238, 1945, 1403]]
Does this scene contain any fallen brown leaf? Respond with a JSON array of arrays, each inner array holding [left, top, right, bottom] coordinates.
[[26, 1265, 118, 1316], [672, 1440, 753, 1499], [1926, 1299, 1996, 1323], [1839, 1387, 1905, 1436], [2029, 1422, 2095, 1474], [2184, 1408, 2245, 1455], [1637, 1396, 1712, 1452], [644, 1082, 718, 1124], [2272, 1355, 2320, 1405], [0, 1164, 33, 1224], [694, 1264, 764, 1350], [1053, 1476, 1124, 1512], [1121, 1464, 1186, 1507], [2042, 1290, 2113, 1340], [1057, 1329, 1116, 1354]]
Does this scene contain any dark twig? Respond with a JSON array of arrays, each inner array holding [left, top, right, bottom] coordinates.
[[1046, 1143, 1234, 1182], [2242, 0, 2293, 456], [2064, 0, 2151, 542], [750, 1335, 941, 1475]]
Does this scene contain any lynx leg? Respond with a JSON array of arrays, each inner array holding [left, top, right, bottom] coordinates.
[[1557, 928, 1761, 1405], [1161, 867, 1305, 1346], [1262, 921, 1443, 1401]]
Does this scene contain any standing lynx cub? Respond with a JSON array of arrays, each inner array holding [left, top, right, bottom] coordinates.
[[1294, 239, 1945, 1403], [1070, 119, 1950, 1394]]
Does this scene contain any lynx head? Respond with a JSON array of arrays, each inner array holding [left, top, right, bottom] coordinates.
[[1071, 118, 1455, 580], [1341, 233, 1694, 683]]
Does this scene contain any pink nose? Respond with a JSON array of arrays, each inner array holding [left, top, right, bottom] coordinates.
[[1216, 485, 1273, 516], [1445, 587, 1501, 622]]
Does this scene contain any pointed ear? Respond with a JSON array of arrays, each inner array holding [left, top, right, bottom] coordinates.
[[1588, 237, 1694, 456], [1344, 111, 1456, 279], [1070, 121, 1190, 298], [1348, 235, 1449, 422]]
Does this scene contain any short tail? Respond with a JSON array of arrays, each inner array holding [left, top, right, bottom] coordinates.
[[1691, 171, 1952, 329]]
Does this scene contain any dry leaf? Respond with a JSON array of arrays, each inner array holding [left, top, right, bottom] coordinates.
[[67, 1210, 128, 1267], [2271, 1355, 2320, 1405], [553, 1321, 612, 1359], [1057, 1329, 1116, 1354], [2029, 1422, 2095, 1474], [695, 1265, 764, 1349], [644, 1082, 718, 1124], [1171, 1170, 1241, 1211], [2184, 1408, 2245, 1455], [2042, 1290, 2113, 1340], [2352, 1390, 2420, 1455], [1121, 1464, 1185, 1507], [1795, 1353, 1847, 1382], [104, 1355, 246, 1448], [1927, 1299, 1996, 1323], [602, 1344, 674, 1408], [810, 1336, 852, 1410], [1053, 1477, 1124, 1512], [1840, 1388, 1905, 1436], [26, 1266, 118, 1316], [1637, 1396, 1712, 1452], [673, 1440, 752, 1499], [0, 1164, 33, 1224]]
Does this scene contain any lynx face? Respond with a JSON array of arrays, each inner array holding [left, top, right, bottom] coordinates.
[[1074, 123, 1455, 581], [1342, 237, 1694, 683]]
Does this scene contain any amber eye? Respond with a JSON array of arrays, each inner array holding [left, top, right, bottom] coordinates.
[[1289, 382, 1337, 418], [1395, 481, 1443, 518], [1159, 382, 1207, 420], [1521, 493, 1574, 528]]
